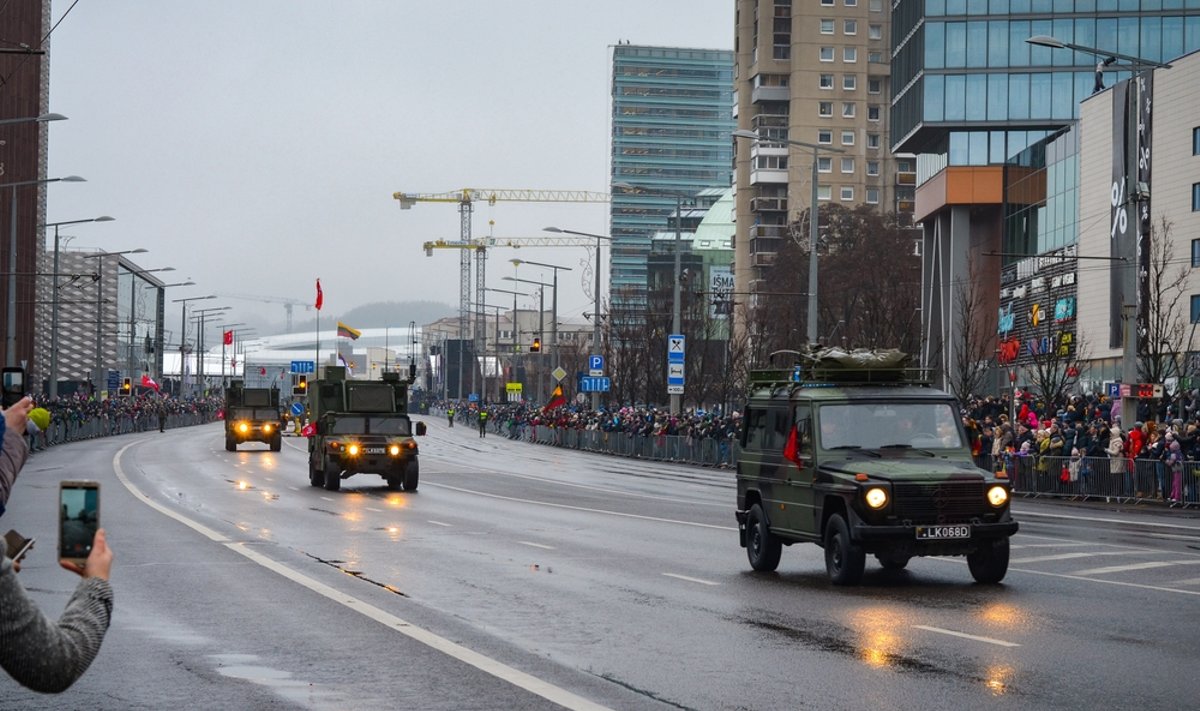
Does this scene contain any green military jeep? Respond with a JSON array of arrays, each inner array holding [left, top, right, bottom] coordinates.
[[736, 348, 1017, 585]]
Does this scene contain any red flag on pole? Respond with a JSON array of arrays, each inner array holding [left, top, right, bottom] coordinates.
[[315, 279, 324, 311], [140, 374, 160, 392], [222, 330, 233, 345]]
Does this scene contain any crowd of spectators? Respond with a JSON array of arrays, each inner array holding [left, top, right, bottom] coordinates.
[[30, 391, 223, 449]]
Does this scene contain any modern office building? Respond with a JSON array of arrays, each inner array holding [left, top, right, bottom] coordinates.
[[609, 44, 735, 318], [733, 0, 906, 307], [894, 1, 1200, 389]]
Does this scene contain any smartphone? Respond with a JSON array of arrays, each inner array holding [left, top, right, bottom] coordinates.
[[59, 481, 100, 568], [3, 529, 35, 561], [1, 367, 24, 408]]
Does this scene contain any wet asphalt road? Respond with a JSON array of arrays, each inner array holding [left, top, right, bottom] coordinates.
[[2, 417, 1199, 710]]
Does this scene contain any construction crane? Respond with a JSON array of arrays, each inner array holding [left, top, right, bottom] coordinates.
[[221, 293, 310, 332], [394, 188, 609, 396]]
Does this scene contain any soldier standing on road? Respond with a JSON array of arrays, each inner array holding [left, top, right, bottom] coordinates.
[[478, 409, 488, 438], [157, 401, 167, 433], [447, 407, 455, 427]]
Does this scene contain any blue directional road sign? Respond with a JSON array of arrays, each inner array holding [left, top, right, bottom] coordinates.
[[589, 354, 604, 377], [579, 376, 611, 393], [290, 360, 315, 374], [290, 402, 305, 416], [667, 335, 685, 363]]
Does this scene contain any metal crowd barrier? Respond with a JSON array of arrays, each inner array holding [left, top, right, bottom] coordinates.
[[35, 411, 218, 449], [482, 418, 736, 468], [978, 453, 1200, 506]]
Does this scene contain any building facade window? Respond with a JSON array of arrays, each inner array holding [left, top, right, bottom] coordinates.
[[821, 0, 834, 5], [818, 157, 833, 173], [869, 24, 882, 40], [818, 129, 833, 144], [820, 73, 834, 89], [868, 77, 882, 94], [844, 0, 857, 6], [821, 19, 835, 34], [841, 130, 855, 145], [867, 133, 881, 148], [869, 0, 882, 10], [1192, 239, 1200, 268], [843, 102, 856, 118], [1194, 127, 1200, 155], [868, 104, 881, 121], [868, 51, 883, 63], [819, 101, 833, 117], [866, 160, 880, 176], [841, 157, 855, 173], [818, 185, 832, 201], [1192, 295, 1200, 323], [866, 187, 880, 204], [1195, 183, 1200, 212], [843, 75, 857, 90], [820, 46, 834, 62], [844, 47, 858, 63], [844, 19, 857, 35], [840, 186, 855, 201]]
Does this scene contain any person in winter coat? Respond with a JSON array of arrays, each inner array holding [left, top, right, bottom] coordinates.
[[1108, 426, 1127, 496]]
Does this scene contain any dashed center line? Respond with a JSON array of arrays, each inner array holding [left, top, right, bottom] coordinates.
[[1073, 560, 1200, 576], [518, 541, 555, 550], [366, 507, 383, 512], [1010, 551, 1141, 564], [662, 573, 720, 586], [427, 520, 453, 527], [913, 625, 1020, 648]]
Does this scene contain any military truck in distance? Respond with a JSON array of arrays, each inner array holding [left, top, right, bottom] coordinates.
[[224, 381, 283, 452], [736, 348, 1018, 585], [307, 365, 426, 492]]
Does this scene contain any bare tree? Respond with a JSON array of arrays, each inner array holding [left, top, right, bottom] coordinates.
[[948, 256, 997, 402], [1024, 313, 1090, 412], [1139, 217, 1190, 388]]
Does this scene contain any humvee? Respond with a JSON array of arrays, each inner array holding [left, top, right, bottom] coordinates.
[[736, 348, 1017, 585], [224, 381, 283, 452], [307, 365, 426, 492]]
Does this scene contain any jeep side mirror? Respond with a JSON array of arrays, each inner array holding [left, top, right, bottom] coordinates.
[[415, 421, 427, 436]]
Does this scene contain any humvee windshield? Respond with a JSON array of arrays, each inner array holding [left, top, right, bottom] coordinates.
[[818, 401, 963, 450], [328, 416, 412, 436], [231, 407, 280, 421]]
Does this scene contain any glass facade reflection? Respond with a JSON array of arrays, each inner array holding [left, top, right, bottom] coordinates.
[[892, 1, 1200, 156], [1004, 126, 1080, 259]]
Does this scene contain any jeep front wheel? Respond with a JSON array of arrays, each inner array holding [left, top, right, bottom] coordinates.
[[967, 537, 1010, 584], [824, 513, 865, 585], [403, 460, 419, 492], [746, 503, 781, 572], [323, 458, 342, 492], [308, 455, 323, 487]]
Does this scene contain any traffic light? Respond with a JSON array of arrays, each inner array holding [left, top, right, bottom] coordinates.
[[530, 337, 541, 353], [292, 374, 308, 397], [121, 377, 132, 395]]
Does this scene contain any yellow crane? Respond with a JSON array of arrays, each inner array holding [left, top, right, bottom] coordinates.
[[394, 188, 608, 397]]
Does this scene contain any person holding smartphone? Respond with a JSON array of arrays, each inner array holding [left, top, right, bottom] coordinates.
[[0, 396, 115, 693]]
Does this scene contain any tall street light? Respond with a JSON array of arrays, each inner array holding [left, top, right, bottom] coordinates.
[[734, 129, 843, 348], [0, 112, 67, 127], [485, 287, 528, 403], [543, 226, 612, 411], [172, 295, 215, 393], [81, 247, 147, 381], [1024, 36, 1168, 430], [146, 281, 195, 383], [125, 266, 174, 378], [510, 259, 572, 375], [4, 175, 86, 367], [40, 215, 115, 399], [504, 272, 554, 403], [193, 306, 231, 394]]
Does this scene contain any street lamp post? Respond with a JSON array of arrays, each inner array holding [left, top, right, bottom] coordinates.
[[172, 295, 216, 394], [543, 227, 612, 411], [40, 215, 114, 398], [125, 266, 173, 379], [734, 129, 844, 348], [504, 275, 551, 403], [510, 259, 572, 375], [4, 175, 86, 367], [1025, 36, 1170, 429], [485, 287, 528, 403], [193, 306, 231, 394], [81, 247, 147, 386]]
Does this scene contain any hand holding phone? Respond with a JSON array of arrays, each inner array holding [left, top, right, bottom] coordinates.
[[59, 481, 100, 570], [2, 367, 25, 409], [4, 528, 35, 563]]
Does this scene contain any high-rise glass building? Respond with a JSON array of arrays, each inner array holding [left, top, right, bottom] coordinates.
[[609, 44, 735, 317]]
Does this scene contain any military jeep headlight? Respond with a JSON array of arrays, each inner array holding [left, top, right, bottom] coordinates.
[[238, 422, 250, 434], [263, 423, 273, 433], [346, 444, 360, 457], [388, 444, 401, 456], [864, 487, 889, 509], [987, 485, 1009, 507]]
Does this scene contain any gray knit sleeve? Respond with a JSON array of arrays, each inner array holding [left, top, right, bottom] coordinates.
[[0, 540, 113, 693]]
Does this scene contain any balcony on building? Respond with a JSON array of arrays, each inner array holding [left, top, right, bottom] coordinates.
[[750, 195, 788, 213]]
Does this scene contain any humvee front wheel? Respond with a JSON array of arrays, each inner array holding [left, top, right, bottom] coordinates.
[[323, 458, 342, 492], [824, 513, 865, 585], [270, 435, 282, 452], [746, 503, 781, 572], [967, 537, 1010, 584], [403, 461, 419, 492]]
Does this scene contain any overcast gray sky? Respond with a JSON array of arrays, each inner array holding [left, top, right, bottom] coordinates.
[[44, 0, 732, 331]]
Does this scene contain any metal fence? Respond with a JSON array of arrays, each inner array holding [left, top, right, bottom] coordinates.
[[503, 422, 737, 468], [978, 453, 1198, 506], [34, 411, 218, 449]]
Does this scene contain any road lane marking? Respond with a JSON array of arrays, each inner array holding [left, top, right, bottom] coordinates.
[[1015, 509, 1200, 531], [662, 573, 720, 586], [427, 520, 453, 527], [320, 496, 335, 502], [519, 541, 556, 550], [1167, 577, 1200, 586], [931, 557, 1200, 596], [1009, 551, 1140, 564], [366, 507, 383, 513], [1072, 560, 1200, 576], [1010, 542, 1091, 549], [112, 441, 614, 711], [427, 482, 735, 531], [913, 625, 1020, 648]]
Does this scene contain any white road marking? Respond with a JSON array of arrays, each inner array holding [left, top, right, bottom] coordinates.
[[427, 482, 735, 531], [1167, 577, 1200, 586], [662, 573, 720, 587], [1010, 551, 1141, 564], [519, 541, 556, 550], [427, 520, 453, 527], [931, 557, 1200, 596], [320, 496, 335, 502], [287, 486, 300, 492], [1010, 542, 1091, 549], [1072, 560, 1200, 576], [913, 625, 1020, 648], [112, 442, 613, 711], [366, 507, 383, 513], [1015, 509, 1200, 531]]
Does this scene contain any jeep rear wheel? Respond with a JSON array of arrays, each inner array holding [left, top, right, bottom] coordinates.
[[746, 503, 781, 572], [824, 513, 865, 585], [323, 458, 341, 492], [967, 537, 1010, 584]]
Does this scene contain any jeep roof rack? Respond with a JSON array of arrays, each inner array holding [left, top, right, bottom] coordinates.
[[750, 347, 934, 388]]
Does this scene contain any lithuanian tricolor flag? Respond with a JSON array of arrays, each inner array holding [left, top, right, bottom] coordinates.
[[336, 321, 361, 340]]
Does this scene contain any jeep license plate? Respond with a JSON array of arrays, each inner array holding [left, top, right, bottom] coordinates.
[[363, 447, 386, 454], [916, 525, 970, 540]]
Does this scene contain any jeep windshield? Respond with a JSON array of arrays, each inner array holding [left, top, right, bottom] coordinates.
[[328, 416, 412, 436], [231, 408, 279, 421], [817, 402, 964, 450]]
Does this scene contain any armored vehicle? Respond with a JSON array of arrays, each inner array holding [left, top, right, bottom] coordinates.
[[224, 381, 283, 452], [306, 365, 426, 492], [736, 348, 1017, 585]]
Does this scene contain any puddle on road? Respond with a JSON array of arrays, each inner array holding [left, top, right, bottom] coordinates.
[[210, 653, 338, 708]]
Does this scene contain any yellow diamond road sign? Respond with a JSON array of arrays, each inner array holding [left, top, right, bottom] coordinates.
[[552, 366, 567, 382]]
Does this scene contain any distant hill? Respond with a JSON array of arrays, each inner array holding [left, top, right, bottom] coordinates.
[[290, 300, 455, 332]]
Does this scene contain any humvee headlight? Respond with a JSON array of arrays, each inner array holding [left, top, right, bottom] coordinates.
[[238, 422, 250, 434], [347, 444, 360, 457], [263, 423, 273, 433], [388, 444, 401, 456], [987, 485, 1009, 507], [864, 487, 889, 509]]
